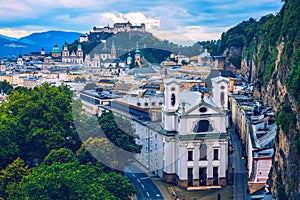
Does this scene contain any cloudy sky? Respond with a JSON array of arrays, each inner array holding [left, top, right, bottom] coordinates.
[[0, 0, 283, 45]]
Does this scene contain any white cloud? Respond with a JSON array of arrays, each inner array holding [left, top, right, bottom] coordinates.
[[0, 26, 50, 38]]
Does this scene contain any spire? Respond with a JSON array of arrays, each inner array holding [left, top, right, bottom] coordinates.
[[135, 42, 140, 55], [110, 39, 116, 59], [112, 39, 115, 48]]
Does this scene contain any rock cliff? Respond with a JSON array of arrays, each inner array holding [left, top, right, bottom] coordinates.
[[217, 0, 300, 198]]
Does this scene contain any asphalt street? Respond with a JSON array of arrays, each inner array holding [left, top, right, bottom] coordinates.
[[124, 164, 164, 200], [228, 127, 248, 200]]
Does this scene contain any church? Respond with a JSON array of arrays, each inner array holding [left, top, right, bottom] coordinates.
[[98, 75, 230, 188], [159, 77, 229, 187]]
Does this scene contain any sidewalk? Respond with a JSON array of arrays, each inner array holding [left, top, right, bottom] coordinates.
[[133, 162, 234, 200]]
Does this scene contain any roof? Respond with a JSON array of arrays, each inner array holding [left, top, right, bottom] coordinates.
[[206, 69, 239, 89], [211, 75, 229, 83], [199, 49, 210, 57], [127, 67, 156, 74], [52, 44, 60, 53], [102, 44, 110, 54], [179, 90, 218, 112]]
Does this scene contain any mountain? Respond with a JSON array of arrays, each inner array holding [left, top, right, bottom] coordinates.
[[0, 30, 84, 58], [0, 34, 17, 41], [0, 37, 34, 58], [213, 1, 300, 199], [18, 30, 84, 53]]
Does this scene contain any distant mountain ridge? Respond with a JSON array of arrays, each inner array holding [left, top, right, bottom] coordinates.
[[0, 30, 84, 58]]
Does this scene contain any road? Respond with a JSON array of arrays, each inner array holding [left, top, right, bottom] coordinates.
[[228, 127, 249, 200], [124, 164, 164, 200]]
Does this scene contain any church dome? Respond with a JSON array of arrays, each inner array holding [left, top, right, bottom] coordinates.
[[52, 44, 60, 53], [127, 53, 132, 60], [101, 43, 110, 54]]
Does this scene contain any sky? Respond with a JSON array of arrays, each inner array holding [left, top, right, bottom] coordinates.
[[0, 0, 283, 45]]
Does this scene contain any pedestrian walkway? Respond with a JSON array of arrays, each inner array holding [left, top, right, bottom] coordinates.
[[133, 161, 234, 200]]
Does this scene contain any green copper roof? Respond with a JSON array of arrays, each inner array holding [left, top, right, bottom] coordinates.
[[52, 44, 60, 53]]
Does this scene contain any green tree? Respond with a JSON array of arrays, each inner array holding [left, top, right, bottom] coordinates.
[[3, 83, 81, 165], [0, 81, 13, 94], [98, 111, 142, 154], [0, 158, 30, 199], [84, 82, 98, 90], [6, 161, 135, 200], [43, 148, 78, 165], [0, 115, 19, 169]]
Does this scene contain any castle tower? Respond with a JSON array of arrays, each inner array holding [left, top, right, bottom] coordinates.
[[110, 39, 116, 59], [211, 74, 229, 111], [135, 42, 141, 67]]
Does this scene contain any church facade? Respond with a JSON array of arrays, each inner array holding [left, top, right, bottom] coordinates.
[[61, 43, 84, 64], [127, 77, 229, 188], [97, 76, 230, 189], [159, 77, 229, 187]]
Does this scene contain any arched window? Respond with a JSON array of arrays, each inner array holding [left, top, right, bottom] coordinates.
[[200, 144, 207, 160], [193, 120, 214, 133], [220, 92, 225, 107]]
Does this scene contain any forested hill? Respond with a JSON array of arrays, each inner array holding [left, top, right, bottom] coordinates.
[[211, 0, 299, 199], [76, 31, 203, 63]]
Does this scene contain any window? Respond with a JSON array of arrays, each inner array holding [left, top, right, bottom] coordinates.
[[137, 102, 141, 106], [152, 102, 156, 106], [144, 102, 149, 106], [188, 151, 193, 161], [199, 144, 207, 160], [193, 120, 214, 133], [213, 149, 219, 160], [199, 107, 207, 113], [220, 92, 225, 107]]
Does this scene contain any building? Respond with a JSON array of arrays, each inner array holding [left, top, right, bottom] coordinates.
[[84, 40, 123, 68], [160, 77, 229, 188], [229, 92, 276, 194], [61, 43, 84, 64], [92, 21, 145, 34], [51, 44, 61, 62], [96, 76, 230, 189]]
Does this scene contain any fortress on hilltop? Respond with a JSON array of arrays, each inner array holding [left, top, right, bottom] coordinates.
[[80, 22, 146, 42], [94, 21, 146, 34]]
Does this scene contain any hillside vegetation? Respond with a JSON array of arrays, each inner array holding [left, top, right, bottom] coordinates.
[[208, 0, 299, 199]]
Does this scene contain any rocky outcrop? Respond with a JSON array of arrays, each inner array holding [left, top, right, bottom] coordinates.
[[220, 1, 300, 198]]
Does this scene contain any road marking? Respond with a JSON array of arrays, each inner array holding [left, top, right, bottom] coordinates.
[[140, 177, 149, 180], [132, 174, 136, 177], [146, 192, 150, 197], [137, 179, 141, 183], [141, 184, 145, 189]]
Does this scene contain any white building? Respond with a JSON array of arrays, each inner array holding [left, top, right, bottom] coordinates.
[[97, 76, 230, 188], [160, 78, 229, 187]]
